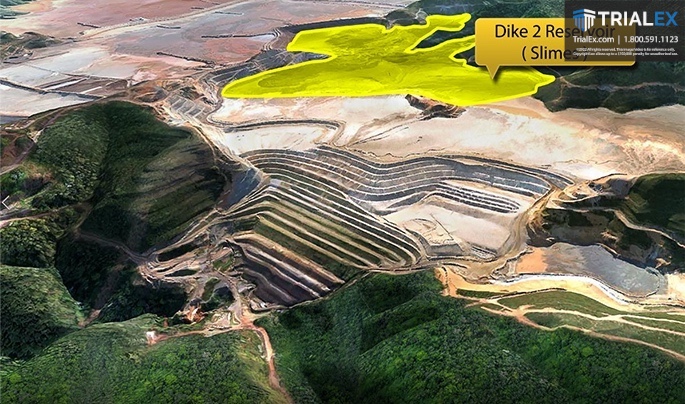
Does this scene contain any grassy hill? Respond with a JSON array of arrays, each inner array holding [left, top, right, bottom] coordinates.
[[0, 265, 82, 359], [19, 101, 228, 252], [621, 173, 685, 239], [0, 101, 228, 329], [1, 315, 286, 403], [1, 101, 227, 253], [0, 103, 272, 402], [258, 271, 685, 403]]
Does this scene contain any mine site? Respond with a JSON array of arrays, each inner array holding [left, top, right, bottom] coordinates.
[[2, 0, 685, 402]]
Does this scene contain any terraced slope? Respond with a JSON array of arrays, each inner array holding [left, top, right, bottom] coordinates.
[[225, 146, 562, 307], [226, 171, 423, 306], [244, 146, 552, 214]]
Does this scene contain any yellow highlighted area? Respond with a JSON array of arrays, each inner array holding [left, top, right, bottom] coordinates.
[[221, 14, 555, 106]]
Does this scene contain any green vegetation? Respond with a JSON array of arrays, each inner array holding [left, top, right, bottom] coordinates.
[[97, 267, 187, 323], [0, 265, 82, 359], [199, 278, 233, 311], [212, 254, 235, 272], [498, 290, 620, 316], [1, 315, 285, 403], [1, 100, 229, 325], [202, 278, 221, 301], [0, 221, 186, 356], [54, 237, 122, 306], [496, 290, 685, 355], [397, 0, 563, 31], [391, 0, 563, 49], [0, 133, 35, 172], [259, 271, 685, 403], [626, 316, 685, 334], [88, 112, 225, 250], [0, 208, 81, 269], [456, 289, 502, 299], [4, 101, 227, 252], [564, 62, 685, 87], [31, 108, 109, 208], [621, 173, 685, 238], [0, 217, 64, 268], [0, 164, 48, 202], [525, 311, 685, 356], [46, 233, 187, 324], [78, 103, 188, 247], [39, 101, 227, 251]]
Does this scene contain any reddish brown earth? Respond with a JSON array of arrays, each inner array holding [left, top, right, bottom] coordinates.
[[3, 0, 243, 37]]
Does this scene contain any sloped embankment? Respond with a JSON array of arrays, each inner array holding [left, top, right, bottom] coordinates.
[[1, 101, 232, 326], [258, 270, 685, 403], [528, 173, 685, 272]]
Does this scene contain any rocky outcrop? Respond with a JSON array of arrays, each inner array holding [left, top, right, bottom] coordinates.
[[528, 174, 685, 273], [405, 94, 465, 119]]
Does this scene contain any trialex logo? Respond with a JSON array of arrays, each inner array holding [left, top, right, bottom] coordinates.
[[572, 8, 678, 31], [572, 9, 596, 32]]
